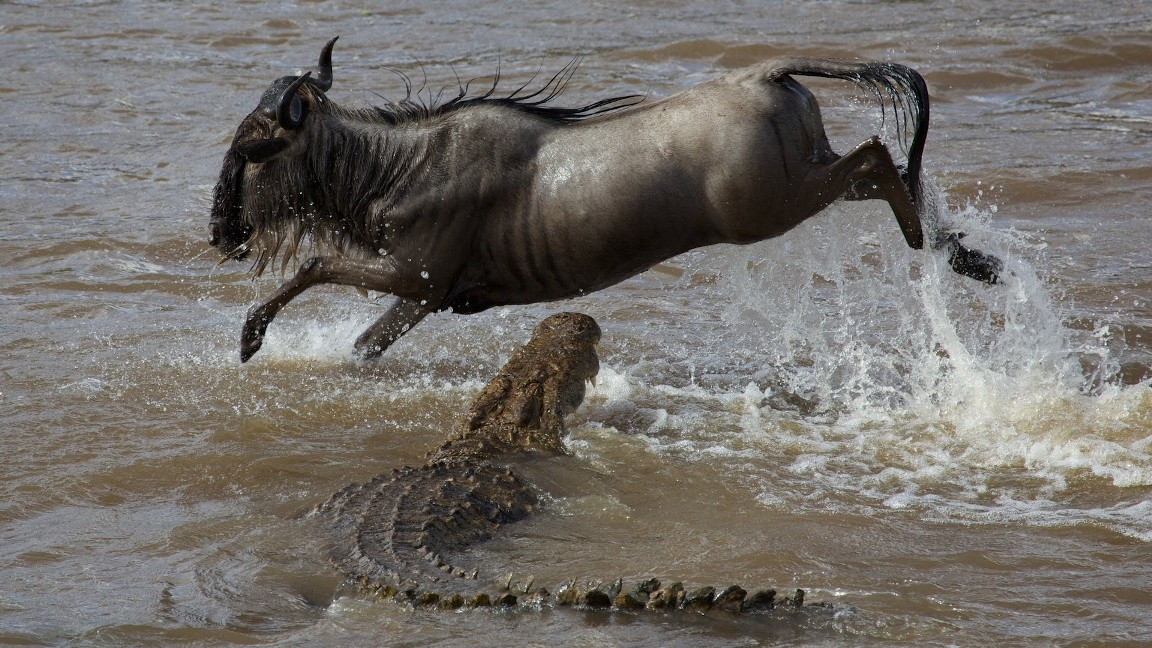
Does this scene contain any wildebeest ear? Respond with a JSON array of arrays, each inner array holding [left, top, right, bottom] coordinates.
[[235, 138, 290, 163]]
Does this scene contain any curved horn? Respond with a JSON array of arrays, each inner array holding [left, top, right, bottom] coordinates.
[[316, 36, 338, 92], [276, 71, 312, 130]]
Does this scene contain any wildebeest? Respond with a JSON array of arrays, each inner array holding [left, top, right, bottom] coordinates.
[[210, 38, 1000, 362]]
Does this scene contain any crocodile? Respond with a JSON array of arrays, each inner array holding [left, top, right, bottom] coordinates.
[[316, 312, 817, 614]]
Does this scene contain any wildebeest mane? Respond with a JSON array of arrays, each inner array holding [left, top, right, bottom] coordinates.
[[371, 57, 645, 126]]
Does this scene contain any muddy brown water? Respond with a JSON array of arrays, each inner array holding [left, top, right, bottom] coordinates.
[[3, 2, 1151, 646]]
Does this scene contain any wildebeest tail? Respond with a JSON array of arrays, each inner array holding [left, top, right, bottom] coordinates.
[[764, 58, 930, 208]]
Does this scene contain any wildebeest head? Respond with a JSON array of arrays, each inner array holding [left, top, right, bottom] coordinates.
[[209, 37, 339, 273]]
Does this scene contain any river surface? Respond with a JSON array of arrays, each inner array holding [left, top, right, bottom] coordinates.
[[3, 1, 1151, 646]]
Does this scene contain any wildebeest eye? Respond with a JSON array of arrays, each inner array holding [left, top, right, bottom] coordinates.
[[236, 138, 290, 163]]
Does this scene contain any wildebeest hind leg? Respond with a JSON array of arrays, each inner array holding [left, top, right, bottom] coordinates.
[[240, 256, 429, 363], [810, 136, 925, 250], [354, 298, 431, 360], [831, 139, 1002, 284]]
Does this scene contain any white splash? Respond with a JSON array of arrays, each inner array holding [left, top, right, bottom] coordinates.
[[587, 182, 1152, 541]]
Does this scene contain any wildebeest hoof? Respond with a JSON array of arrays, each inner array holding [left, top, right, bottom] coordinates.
[[353, 333, 386, 361], [240, 313, 269, 363], [239, 339, 262, 363], [240, 330, 264, 363], [936, 231, 1002, 285], [950, 241, 1002, 284]]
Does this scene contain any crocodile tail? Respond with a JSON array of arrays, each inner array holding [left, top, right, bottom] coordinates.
[[352, 574, 819, 615]]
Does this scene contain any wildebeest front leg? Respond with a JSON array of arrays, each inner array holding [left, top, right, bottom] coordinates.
[[353, 298, 431, 360], [240, 256, 428, 363]]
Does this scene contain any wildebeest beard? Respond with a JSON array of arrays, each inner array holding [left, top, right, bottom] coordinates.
[[208, 147, 251, 258], [210, 129, 372, 278]]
